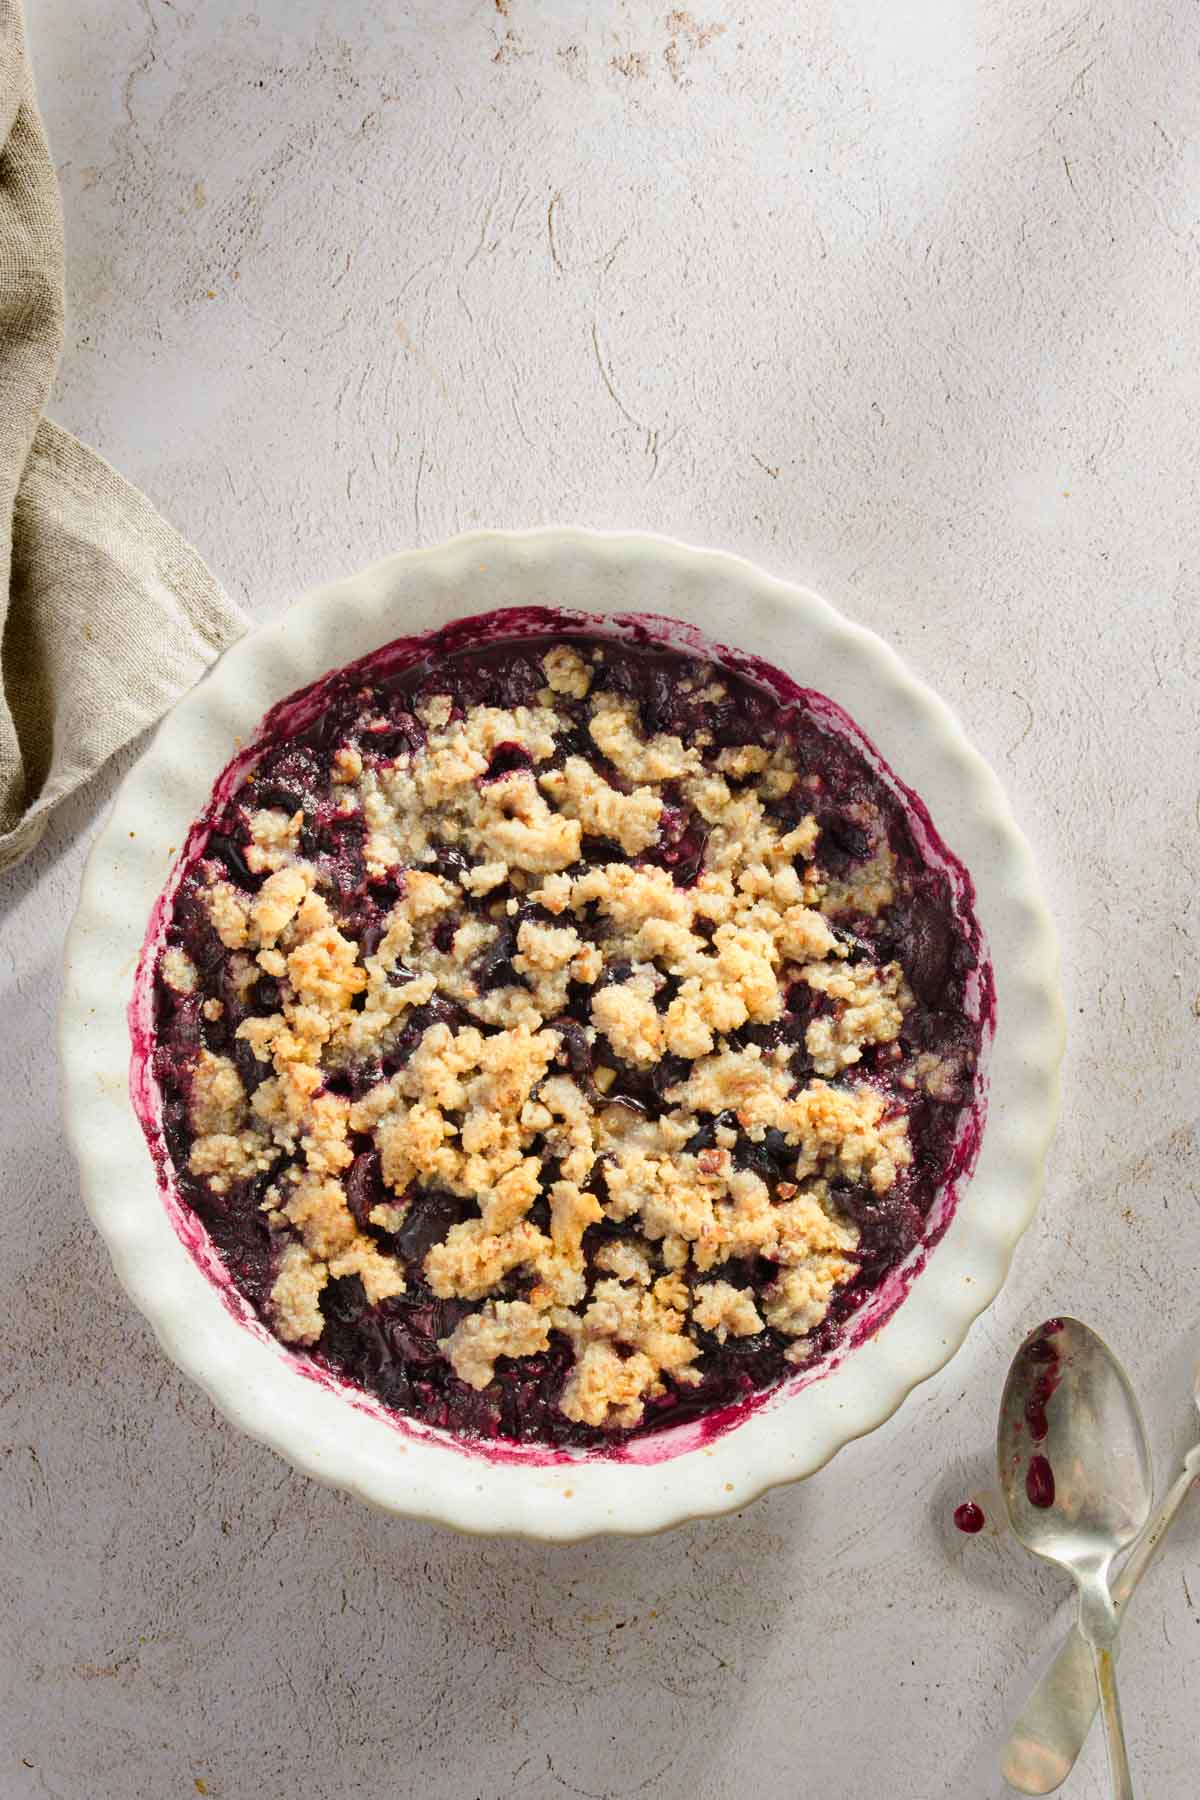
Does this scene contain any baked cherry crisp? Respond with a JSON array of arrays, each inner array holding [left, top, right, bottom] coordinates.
[[149, 618, 986, 1448]]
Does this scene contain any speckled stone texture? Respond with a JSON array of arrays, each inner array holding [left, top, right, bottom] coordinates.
[[4, 2, 1199, 1796]]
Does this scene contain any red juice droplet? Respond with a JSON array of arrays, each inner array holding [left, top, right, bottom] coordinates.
[[1027, 1455, 1055, 1508], [954, 1501, 986, 1534]]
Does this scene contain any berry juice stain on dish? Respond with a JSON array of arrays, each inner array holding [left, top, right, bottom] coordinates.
[[141, 612, 990, 1451], [1026, 1455, 1056, 1509], [1023, 1333, 1065, 1443]]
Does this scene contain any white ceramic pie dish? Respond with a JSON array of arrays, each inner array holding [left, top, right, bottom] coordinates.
[[60, 529, 1062, 1539]]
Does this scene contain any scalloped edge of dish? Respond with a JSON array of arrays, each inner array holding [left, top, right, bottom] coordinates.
[[60, 529, 1063, 1540]]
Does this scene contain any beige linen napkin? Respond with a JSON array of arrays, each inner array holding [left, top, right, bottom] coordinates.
[[0, 0, 247, 872]]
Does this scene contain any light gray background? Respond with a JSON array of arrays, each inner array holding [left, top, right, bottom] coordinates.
[[5, 3, 1198, 1797]]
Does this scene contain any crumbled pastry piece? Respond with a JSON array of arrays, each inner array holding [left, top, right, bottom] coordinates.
[[475, 773, 582, 872], [819, 846, 896, 919], [539, 755, 663, 857], [244, 808, 302, 874], [661, 921, 781, 1058], [286, 909, 367, 1021], [529, 870, 572, 915], [368, 1200, 408, 1233], [554, 860, 692, 932], [666, 1045, 794, 1133], [251, 865, 313, 946], [653, 1271, 690, 1313], [425, 1218, 551, 1300], [464, 984, 546, 1032], [542, 644, 592, 698], [271, 1241, 328, 1345], [481, 1158, 542, 1234], [771, 1184, 858, 1262], [604, 1143, 715, 1241], [684, 770, 818, 873], [557, 1276, 701, 1429], [549, 1179, 603, 1256], [786, 1082, 911, 1195], [457, 704, 560, 766], [773, 903, 840, 963], [415, 693, 453, 729], [441, 1300, 552, 1389], [280, 1170, 354, 1257], [188, 1129, 275, 1193], [460, 859, 508, 896], [661, 1234, 689, 1270], [527, 1249, 588, 1311], [160, 946, 198, 994], [591, 977, 663, 1067], [713, 744, 770, 778], [536, 1075, 594, 1183], [589, 700, 702, 784], [358, 765, 430, 873], [332, 745, 363, 783], [512, 917, 591, 1017], [762, 1253, 856, 1339], [593, 1239, 655, 1285], [188, 1051, 247, 1137], [912, 1049, 964, 1101], [377, 1100, 458, 1192], [557, 1342, 661, 1430], [204, 879, 252, 949], [326, 1237, 407, 1304], [693, 1281, 765, 1342], [803, 959, 910, 1077]]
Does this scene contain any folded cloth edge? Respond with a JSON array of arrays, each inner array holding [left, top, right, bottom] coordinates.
[[0, 418, 248, 874]]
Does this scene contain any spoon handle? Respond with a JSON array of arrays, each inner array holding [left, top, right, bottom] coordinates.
[[1000, 1461, 1199, 1794], [1090, 1641, 1134, 1800]]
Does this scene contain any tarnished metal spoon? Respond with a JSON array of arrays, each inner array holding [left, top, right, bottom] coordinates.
[[1002, 1359, 1200, 1793], [998, 1319, 1153, 1800]]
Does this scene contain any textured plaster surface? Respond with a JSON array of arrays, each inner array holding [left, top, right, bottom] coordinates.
[[3, 2, 1199, 1796]]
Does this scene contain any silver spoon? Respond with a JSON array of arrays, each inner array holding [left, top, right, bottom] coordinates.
[[997, 1318, 1153, 1800], [1002, 1360, 1200, 1793]]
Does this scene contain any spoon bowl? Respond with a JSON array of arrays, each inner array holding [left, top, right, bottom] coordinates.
[[999, 1317, 1154, 1568]]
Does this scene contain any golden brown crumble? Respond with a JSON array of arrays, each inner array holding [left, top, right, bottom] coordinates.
[[542, 644, 592, 698], [819, 843, 896, 919], [441, 1299, 552, 1389], [160, 946, 198, 993], [188, 1051, 248, 1137], [245, 807, 302, 874], [803, 959, 910, 1077], [539, 756, 662, 855], [692, 1281, 765, 1342]]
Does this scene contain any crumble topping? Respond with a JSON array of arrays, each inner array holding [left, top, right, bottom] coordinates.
[[803, 959, 910, 1077], [819, 842, 896, 919], [155, 629, 980, 1444], [441, 1300, 552, 1389], [542, 644, 593, 698], [693, 1281, 766, 1342], [188, 1051, 247, 1134], [245, 807, 303, 874], [160, 946, 198, 994]]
